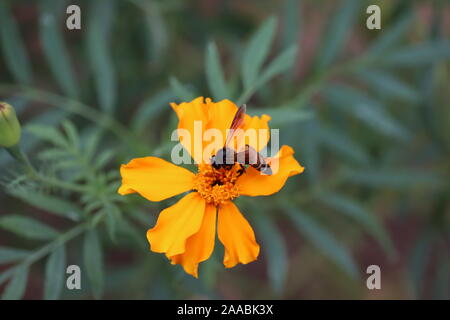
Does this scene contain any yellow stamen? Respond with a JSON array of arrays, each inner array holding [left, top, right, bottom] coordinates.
[[193, 164, 240, 206]]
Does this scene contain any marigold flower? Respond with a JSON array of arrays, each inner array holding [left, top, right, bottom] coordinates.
[[118, 97, 304, 277]]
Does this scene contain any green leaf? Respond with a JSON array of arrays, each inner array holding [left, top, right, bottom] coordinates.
[[281, 0, 301, 54], [82, 128, 103, 162], [94, 149, 115, 169], [357, 70, 418, 102], [324, 85, 411, 141], [134, 0, 168, 63], [83, 229, 104, 298], [37, 148, 71, 161], [26, 125, 67, 148], [104, 204, 122, 242], [169, 76, 196, 101], [39, 0, 79, 98], [20, 110, 68, 152], [315, 0, 361, 70], [0, 2, 33, 85], [254, 213, 287, 295], [117, 218, 147, 250], [131, 89, 174, 133], [0, 247, 30, 264], [382, 41, 450, 67], [0, 269, 15, 287], [318, 125, 370, 165], [299, 120, 321, 184], [7, 189, 80, 221], [241, 17, 277, 89], [86, 0, 117, 112], [44, 244, 66, 300], [238, 45, 298, 105], [317, 192, 395, 259], [284, 206, 358, 278], [369, 11, 413, 55], [253, 107, 312, 128], [61, 120, 80, 149], [408, 233, 434, 298], [0, 215, 60, 240], [205, 42, 229, 101], [343, 169, 443, 189], [259, 45, 297, 86], [2, 265, 28, 300]]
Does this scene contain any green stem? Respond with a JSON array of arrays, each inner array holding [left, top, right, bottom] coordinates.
[[288, 56, 375, 109], [22, 223, 88, 267], [6, 144, 38, 178], [35, 174, 88, 193], [237, 87, 258, 106], [0, 223, 87, 286], [0, 211, 108, 285], [0, 84, 141, 149]]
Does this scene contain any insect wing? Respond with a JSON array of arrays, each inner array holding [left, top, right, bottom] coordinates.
[[225, 104, 246, 147]]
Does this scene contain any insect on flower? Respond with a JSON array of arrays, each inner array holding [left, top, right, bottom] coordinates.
[[211, 104, 273, 176], [118, 97, 304, 277]]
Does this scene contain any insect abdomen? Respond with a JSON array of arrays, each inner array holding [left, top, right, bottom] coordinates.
[[252, 162, 272, 175]]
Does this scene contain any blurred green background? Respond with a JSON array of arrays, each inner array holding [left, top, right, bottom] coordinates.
[[0, 0, 449, 299]]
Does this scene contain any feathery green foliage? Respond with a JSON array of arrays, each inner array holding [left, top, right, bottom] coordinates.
[[0, 0, 449, 300]]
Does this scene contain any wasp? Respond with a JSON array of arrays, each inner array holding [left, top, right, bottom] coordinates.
[[210, 104, 272, 176]]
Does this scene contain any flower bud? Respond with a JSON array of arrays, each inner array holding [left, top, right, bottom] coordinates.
[[0, 102, 22, 147]]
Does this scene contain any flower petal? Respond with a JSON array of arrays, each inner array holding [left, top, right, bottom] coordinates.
[[170, 97, 273, 163], [236, 145, 304, 197], [205, 98, 239, 155], [207, 100, 271, 153], [147, 192, 205, 257], [168, 203, 216, 278], [241, 114, 271, 152], [171, 97, 209, 164], [118, 157, 194, 202], [217, 201, 260, 268]]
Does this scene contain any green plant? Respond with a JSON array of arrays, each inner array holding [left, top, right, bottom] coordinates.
[[0, 0, 449, 299]]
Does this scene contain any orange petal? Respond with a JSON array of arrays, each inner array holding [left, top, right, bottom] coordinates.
[[207, 100, 272, 154], [217, 201, 260, 268], [118, 157, 194, 202], [168, 204, 217, 278], [205, 98, 239, 156], [171, 96, 209, 123], [236, 145, 304, 197], [171, 97, 272, 163], [171, 97, 209, 164], [241, 114, 271, 152], [147, 192, 205, 257]]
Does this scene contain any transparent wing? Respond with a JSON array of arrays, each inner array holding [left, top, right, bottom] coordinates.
[[225, 104, 246, 147]]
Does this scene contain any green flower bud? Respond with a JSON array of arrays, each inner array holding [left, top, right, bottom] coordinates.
[[0, 102, 22, 147]]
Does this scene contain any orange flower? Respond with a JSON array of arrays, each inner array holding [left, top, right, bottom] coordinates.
[[118, 97, 304, 277]]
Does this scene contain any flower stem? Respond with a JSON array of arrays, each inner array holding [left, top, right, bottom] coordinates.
[[0, 84, 143, 150], [6, 144, 38, 178], [0, 210, 109, 286]]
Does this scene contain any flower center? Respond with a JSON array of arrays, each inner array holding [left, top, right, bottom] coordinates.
[[193, 164, 241, 206]]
